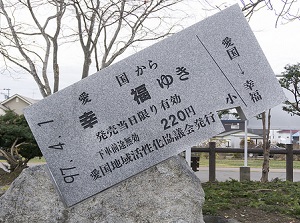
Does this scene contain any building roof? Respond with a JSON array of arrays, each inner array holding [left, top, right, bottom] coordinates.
[[215, 130, 263, 139], [292, 131, 300, 137], [1, 94, 39, 106], [0, 104, 8, 110], [221, 120, 245, 124], [216, 130, 242, 137], [231, 131, 263, 139], [278, 130, 298, 134], [0, 94, 40, 115]]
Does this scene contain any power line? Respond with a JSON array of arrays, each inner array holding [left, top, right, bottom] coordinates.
[[1, 88, 11, 99]]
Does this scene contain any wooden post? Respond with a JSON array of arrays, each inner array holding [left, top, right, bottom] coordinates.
[[191, 156, 199, 172], [209, 142, 216, 182], [286, 144, 293, 182]]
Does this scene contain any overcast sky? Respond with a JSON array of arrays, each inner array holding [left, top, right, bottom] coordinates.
[[1, 1, 300, 101]]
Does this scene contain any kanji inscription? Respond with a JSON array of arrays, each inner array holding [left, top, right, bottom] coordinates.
[[24, 4, 285, 207]]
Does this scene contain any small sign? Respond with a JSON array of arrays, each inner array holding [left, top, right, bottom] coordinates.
[[24, 4, 285, 207]]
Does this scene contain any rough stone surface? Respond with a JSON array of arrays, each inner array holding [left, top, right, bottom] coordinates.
[[24, 4, 285, 207], [0, 155, 205, 223]]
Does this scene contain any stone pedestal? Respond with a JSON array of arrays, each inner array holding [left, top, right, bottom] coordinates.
[[0, 156, 205, 223], [240, 166, 250, 182]]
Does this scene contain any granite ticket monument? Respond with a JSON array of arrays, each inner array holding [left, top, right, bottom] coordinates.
[[20, 4, 285, 209]]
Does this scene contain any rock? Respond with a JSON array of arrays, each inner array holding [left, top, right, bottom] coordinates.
[[0, 155, 205, 223]]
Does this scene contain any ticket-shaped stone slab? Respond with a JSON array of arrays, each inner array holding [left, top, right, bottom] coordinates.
[[24, 4, 285, 207]]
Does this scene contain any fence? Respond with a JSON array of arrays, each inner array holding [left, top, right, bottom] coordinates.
[[191, 142, 300, 182]]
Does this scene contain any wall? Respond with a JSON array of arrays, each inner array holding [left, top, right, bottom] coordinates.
[[3, 97, 29, 115]]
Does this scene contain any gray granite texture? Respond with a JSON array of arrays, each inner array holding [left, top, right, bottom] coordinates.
[[0, 155, 205, 223], [23, 4, 285, 206]]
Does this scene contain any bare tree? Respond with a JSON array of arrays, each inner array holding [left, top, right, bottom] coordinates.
[[240, 0, 300, 26], [69, 0, 185, 79], [239, 0, 300, 182], [1, 0, 186, 96], [0, 110, 41, 174], [0, 0, 66, 98], [201, 0, 300, 26], [260, 109, 271, 182]]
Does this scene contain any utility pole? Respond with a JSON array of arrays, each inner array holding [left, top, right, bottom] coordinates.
[[1, 88, 11, 99], [3, 88, 10, 99]]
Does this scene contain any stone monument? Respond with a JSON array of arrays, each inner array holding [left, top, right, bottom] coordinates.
[[0, 156, 206, 223], [23, 4, 285, 207], [0, 7, 277, 223]]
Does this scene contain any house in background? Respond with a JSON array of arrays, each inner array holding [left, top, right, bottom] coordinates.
[[214, 130, 263, 148], [0, 104, 8, 115], [269, 129, 298, 145], [213, 120, 263, 148], [292, 132, 300, 144], [248, 103, 300, 147], [0, 94, 39, 115]]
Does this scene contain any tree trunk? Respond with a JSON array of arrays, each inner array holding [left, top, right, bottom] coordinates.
[[0, 165, 26, 186], [261, 109, 271, 182], [81, 54, 92, 79], [0, 139, 29, 173]]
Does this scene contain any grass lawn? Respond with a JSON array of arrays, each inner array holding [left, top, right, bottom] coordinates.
[[0, 157, 46, 164], [198, 157, 300, 169], [27, 157, 46, 163], [5, 156, 300, 169], [3, 156, 300, 171], [202, 180, 300, 221]]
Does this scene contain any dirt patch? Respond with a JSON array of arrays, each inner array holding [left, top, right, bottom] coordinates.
[[217, 207, 300, 223]]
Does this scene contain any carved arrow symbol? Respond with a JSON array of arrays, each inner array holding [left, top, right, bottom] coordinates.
[[37, 120, 54, 126], [238, 63, 244, 75]]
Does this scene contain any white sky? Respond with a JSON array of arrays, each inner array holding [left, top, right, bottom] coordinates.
[[1, 1, 300, 100]]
